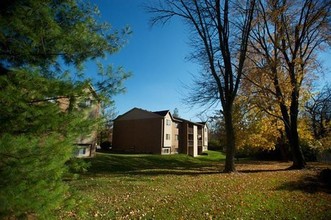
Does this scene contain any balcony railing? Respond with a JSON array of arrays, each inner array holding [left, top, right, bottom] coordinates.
[[198, 140, 202, 146], [188, 140, 194, 147], [161, 148, 171, 155]]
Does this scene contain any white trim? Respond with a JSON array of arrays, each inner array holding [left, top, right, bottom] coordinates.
[[193, 125, 198, 157]]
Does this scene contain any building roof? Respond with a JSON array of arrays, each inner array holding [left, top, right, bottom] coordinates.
[[153, 110, 170, 117], [196, 121, 207, 125], [115, 108, 205, 125], [153, 110, 183, 122], [173, 116, 205, 126]]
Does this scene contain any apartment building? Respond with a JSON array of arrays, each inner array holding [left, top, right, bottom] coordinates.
[[57, 85, 100, 157], [112, 108, 208, 156]]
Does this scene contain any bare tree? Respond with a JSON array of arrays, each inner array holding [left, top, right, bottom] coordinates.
[[305, 85, 331, 140], [147, 0, 256, 172], [248, 0, 330, 168]]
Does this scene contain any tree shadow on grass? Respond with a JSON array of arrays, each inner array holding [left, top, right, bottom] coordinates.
[[276, 171, 331, 194], [83, 153, 223, 177], [239, 169, 288, 173], [84, 153, 311, 177], [124, 169, 221, 176], [235, 161, 292, 174], [83, 152, 331, 179]]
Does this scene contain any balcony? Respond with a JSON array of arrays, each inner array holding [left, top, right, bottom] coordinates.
[[188, 140, 194, 147], [161, 148, 171, 155], [198, 140, 202, 146]]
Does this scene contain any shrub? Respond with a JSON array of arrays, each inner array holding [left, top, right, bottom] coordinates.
[[208, 139, 222, 151], [100, 141, 112, 151], [300, 140, 318, 162], [319, 169, 331, 187]]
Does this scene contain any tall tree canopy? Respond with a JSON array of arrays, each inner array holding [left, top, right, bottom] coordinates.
[[248, 0, 330, 169], [0, 0, 130, 218], [148, 0, 256, 172]]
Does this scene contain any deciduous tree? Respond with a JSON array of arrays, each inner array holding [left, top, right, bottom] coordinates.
[[248, 0, 330, 169], [148, 0, 256, 172], [305, 85, 331, 150]]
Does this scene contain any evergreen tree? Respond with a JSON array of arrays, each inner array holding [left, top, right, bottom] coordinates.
[[173, 108, 180, 118], [0, 0, 130, 218]]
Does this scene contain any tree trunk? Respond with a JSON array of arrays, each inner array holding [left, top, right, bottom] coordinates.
[[288, 94, 306, 169], [273, 70, 306, 169], [288, 126, 306, 169], [281, 109, 306, 169], [280, 88, 306, 169], [277, 130, 289, 162], [223, 105, 236, 173]]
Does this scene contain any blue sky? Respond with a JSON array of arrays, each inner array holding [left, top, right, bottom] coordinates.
[[87, 0, 206, 121], [87, 0, 208, 121], [88, 0, 330, 121]]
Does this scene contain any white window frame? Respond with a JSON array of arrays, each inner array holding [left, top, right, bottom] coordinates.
[[162, 148, 171, 154]]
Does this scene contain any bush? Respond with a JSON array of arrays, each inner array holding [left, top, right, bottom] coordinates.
[[208, 139, 222, 151], [300, 140, 318, 162], [237, 146, 286, 161], [100, 141, 112, 150], [319, 169, 331, 187]]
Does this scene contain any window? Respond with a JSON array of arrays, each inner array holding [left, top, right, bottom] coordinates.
[[162, 148, 170, 154], [79, 148, 86, 155], [175, 134, 179, 140], [75, 147, 87, 157], [166, 119, 171, 126], [166, 134, 171, 140], [78, 99, 92, 108]]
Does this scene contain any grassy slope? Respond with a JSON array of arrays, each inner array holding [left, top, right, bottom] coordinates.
[[66, 151, 331, 219]]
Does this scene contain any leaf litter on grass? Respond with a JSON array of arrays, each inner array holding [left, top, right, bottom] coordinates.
[[64, 152, 331, 219]]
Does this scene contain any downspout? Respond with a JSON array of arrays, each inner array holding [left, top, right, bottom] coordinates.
[[161, 118, 164, 153]]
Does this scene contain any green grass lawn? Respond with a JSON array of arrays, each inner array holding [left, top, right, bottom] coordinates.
[[64, 151, 331, 219]]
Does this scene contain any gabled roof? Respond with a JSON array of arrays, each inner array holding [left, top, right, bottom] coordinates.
[[153, 110, 169, 117], [115, 107, 161, 121], [115, 107, 204, 125], [174, 116, 205, 126], [115, 107, 183, 121], [196, 121, 207, 125], [152, 110, 182, 122], [196, 121, 208, 128]]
